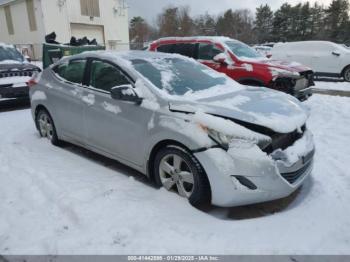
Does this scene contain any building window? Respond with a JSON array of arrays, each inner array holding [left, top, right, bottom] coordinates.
[[26, 0, 37, 31], [80, 0, 100, 17], [4, 6, 14, 35]]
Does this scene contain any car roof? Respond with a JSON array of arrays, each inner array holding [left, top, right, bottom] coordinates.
[[69, 50, 194, 62], [152, 36, 240, 44]]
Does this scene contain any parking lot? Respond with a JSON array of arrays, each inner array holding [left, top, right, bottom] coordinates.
[[0, 84, 349, 254]]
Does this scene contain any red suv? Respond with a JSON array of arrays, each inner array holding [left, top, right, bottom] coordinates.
[[149, 37, 314, 101]]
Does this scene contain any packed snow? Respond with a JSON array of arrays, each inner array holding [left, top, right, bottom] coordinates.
[[314, 81, 350, 92], [0, 93, 349, 254]]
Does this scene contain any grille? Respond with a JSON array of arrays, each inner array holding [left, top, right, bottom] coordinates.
[[0, 71, 34, 78], [294, 78, 308, 91], [281, 159, 313, 184], [299, 70, 315, 87], [263, 125, 306, 154]]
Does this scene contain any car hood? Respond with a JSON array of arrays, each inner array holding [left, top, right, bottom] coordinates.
[[169, 88, 309, 134], [0, 62, 40, 72], [248, 58, 311, 73]]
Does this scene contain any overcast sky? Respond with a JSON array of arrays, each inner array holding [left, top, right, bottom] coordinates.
[[127, 0, 332, 24]]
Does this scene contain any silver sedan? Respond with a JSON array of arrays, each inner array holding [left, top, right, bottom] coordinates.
[[30, 51, 315, 207]]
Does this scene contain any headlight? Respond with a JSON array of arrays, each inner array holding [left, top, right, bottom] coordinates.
[[206, 128, 271, 151]]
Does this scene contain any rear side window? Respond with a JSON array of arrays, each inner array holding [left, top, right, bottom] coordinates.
[[54, 60, 86, 84], [157, 44, 174, 53], [172, 43, 196, 58], [89, 60, 131, 92], [198, 43, 223, 60]]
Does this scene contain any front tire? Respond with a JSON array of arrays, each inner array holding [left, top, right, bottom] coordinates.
[[343, 66, 350, 82], [153, 145, 211, 207], [35, 109, 61, 146]]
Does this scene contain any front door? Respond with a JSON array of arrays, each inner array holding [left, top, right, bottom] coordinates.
[[83, 59, 152, 166], [197, 42, 227, 74]]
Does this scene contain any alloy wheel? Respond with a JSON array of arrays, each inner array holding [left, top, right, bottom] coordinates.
[[344, 68, 350, 82], [159, 154, 195, 198], [38, 113, 54, 141]]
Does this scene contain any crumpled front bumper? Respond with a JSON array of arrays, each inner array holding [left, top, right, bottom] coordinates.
[[194, 131, 315, 207], [294, 87, 313, 101]]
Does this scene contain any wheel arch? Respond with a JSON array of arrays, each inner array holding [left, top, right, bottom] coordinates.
[[34, 104, 50, 130], [147, 139, 194, 182], [341, 64, 350, 78]]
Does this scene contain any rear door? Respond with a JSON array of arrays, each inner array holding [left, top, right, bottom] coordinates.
[[51, 59, 87, 143], [82, 58, 151, 166]]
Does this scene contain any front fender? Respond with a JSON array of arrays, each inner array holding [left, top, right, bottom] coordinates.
[[144, 114, 216, 166]]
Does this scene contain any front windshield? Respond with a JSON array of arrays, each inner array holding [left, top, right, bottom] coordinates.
[[225, 41, 263, 59], [131, 57, 234, 96], [0, 46, 24, 62]]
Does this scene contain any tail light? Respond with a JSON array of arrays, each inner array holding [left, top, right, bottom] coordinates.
[[27, 78, 38, 88], [27, 71, 41, 88]]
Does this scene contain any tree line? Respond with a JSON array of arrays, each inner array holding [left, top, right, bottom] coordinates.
[[129, 0, 350, 49]]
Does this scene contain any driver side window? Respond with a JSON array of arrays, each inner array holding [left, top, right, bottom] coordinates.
[[89, 60, 131, 92], [198, 43, 223, 60]]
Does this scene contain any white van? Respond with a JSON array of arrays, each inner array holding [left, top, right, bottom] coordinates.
[[271, 41, 350, 81]]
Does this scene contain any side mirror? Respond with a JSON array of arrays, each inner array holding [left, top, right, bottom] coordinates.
[[332, 51, 340, 57], [213, 53, 229, 65], [111, 85, 143, 105]]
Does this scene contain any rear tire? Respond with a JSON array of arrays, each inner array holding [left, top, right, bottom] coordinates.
[[153, 145, 211, 207], [343, 66, 350, 82], [35, 109, 61, 146]]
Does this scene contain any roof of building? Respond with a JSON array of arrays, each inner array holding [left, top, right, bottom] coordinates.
[[0, 0, 18, 6]]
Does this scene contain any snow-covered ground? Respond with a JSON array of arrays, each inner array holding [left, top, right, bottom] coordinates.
[[0, 94, 349, 255], [314, 80, 350, 92]]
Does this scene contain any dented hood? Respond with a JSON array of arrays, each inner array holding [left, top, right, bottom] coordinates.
[[169, 88, 309, 134], [259, 59, 311, 73]]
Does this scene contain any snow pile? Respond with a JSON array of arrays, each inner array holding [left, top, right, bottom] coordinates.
[[134, 79, 160, 111], [272, 131, 314, 165], [102, 102, 121, 115], [314, 81, 350, 91], [82, 94, 95, 106]]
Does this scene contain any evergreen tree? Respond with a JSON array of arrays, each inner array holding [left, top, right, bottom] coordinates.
[[324, 0, 350, 42], [255, 4, 273, 43], [273, 3, 293, 42], [194, 13, 217, 35], [310, 3, 326, 39]]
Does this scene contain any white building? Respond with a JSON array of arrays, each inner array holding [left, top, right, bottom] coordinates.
[[0, 0, 130, 59]]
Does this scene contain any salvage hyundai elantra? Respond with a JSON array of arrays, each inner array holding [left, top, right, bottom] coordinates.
[[30, 51, 315, 207]]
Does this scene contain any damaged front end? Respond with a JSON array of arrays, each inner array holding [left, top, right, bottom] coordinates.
[[192, 115, 315, 207], [269, 69, 314, 101]]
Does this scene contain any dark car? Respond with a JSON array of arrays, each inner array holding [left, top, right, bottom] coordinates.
[[0, 43, 41, 103]]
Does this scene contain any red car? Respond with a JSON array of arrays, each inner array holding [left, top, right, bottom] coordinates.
[[148, 37, 314, 101]]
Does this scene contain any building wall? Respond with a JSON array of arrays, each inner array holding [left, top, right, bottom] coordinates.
[[0, 0, 130, 60], [0, 0, 46, 59], [41, 0, 130, 51]]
